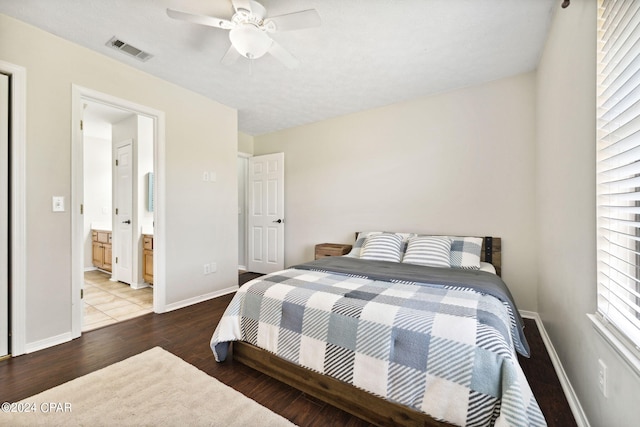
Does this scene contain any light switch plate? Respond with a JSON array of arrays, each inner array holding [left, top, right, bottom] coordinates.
[[52, 196, 65, 212]]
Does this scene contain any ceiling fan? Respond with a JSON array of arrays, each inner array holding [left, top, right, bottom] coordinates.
[[167, 0, 321, 68]]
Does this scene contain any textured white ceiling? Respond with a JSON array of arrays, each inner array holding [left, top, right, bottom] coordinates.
[[0, 0, 557, 135]]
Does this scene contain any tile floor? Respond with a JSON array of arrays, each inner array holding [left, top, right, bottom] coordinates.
[[83, 270, 153, 332]]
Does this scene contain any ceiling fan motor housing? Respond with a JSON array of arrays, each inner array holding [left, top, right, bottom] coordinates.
[[229, 0, 271, 59], [230, 24, 272, 59]]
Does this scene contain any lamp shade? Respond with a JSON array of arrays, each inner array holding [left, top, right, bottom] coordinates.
[[229, 24, 272, 59]]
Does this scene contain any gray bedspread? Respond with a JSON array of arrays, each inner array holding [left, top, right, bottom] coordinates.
[[293, 256, 530, 357], [211, 258, 545, 426]]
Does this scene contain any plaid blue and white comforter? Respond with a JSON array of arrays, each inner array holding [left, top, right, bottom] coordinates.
[[211, 259, 546, 427]]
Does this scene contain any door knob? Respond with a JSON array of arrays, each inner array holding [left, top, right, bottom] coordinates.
[[272, 219, 283, 223], [122, 220, 131, 224]]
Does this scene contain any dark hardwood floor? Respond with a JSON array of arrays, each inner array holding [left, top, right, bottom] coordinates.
[[0, 273, 576, 427]]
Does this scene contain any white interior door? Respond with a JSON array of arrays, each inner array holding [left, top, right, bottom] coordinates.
[[0, 73, 8, 356], [115, 141, 133, 284], [247, 153, 284, 274]]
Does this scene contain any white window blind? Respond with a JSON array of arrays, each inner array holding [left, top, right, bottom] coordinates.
[[597, 0, 640, 354]]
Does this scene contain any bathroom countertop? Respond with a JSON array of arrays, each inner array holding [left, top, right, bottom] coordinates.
[[91, 222, 112, 232]]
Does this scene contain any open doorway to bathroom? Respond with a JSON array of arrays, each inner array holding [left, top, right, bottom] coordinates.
[[81, 101, 154, 331]]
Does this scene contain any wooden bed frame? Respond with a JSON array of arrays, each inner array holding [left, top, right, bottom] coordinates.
[[479, 236, 502, 277], [233, 236, 502, 427], [233, 341, 452, 426]]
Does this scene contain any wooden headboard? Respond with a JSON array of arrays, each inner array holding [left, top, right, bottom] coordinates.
[[354, 233, 502, 277], [480, 236, 502, 277]]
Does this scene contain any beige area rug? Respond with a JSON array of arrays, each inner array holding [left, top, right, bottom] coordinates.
[[3, 347, 296, 426]]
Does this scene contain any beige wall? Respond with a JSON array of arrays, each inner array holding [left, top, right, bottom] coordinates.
[[0, 15, 238, 347], [238, 131, 254, 154], [255, 73, 538, 311], [537, 2, 638, 426]]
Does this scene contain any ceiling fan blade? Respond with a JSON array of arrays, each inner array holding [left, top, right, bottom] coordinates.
[[268, 41, 299, 69], [221, 45, 241, 66], [231, 0, 252, 14], [264, 9, 321, 32], [166, 9, 233, 30]]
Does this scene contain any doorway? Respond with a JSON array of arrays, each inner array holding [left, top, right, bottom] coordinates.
[[238, 152, 286, 275], [246, 153, 285, 274], [81, 102, 154, 331], [72, 85, 166, 338], [0, 61, 26, 357]]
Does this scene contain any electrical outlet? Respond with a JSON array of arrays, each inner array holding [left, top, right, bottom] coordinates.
[[203, 263, 210, 275], [598, 359, 607, 397], [202, 171, 209, 182]]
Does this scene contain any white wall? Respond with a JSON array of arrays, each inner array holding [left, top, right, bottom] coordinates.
[[537, 2, 639, 426], [83, 135, 112, 269], [0, 14, 238, 347], [254, 73, 538, 311]]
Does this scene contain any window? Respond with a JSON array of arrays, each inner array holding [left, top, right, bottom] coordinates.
[[596, 0, 640, 360]]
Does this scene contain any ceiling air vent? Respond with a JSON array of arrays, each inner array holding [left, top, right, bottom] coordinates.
[[106, 36, 153, 62]]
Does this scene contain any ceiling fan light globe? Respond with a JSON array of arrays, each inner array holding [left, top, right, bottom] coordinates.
[[229, 25, 272, 59]]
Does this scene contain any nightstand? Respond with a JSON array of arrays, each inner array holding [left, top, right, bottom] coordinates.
[[314, 243, 353, 260]]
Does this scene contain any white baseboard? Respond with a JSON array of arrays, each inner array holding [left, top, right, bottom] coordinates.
[[25, 332, 73, 354], [520, 310, 590, 427], [163, 286, 238, 313], [129, 281, 150, 290], [22, 285, 238, 354]]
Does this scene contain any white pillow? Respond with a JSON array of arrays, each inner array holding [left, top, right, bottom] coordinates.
[[345, 231, 377, 258], [360, 233, 403, 262], [449, 236, 483, 269], [402, 236, 452, 268]]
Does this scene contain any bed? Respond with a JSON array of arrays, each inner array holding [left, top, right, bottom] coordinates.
[[211, 232, 545, 427]]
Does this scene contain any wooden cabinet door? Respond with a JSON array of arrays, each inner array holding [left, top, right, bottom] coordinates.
[[143, 250, 153, 283], [92, 242, 104, 268], [103, 244, 112, 272], [142, 235, 153, 283]]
